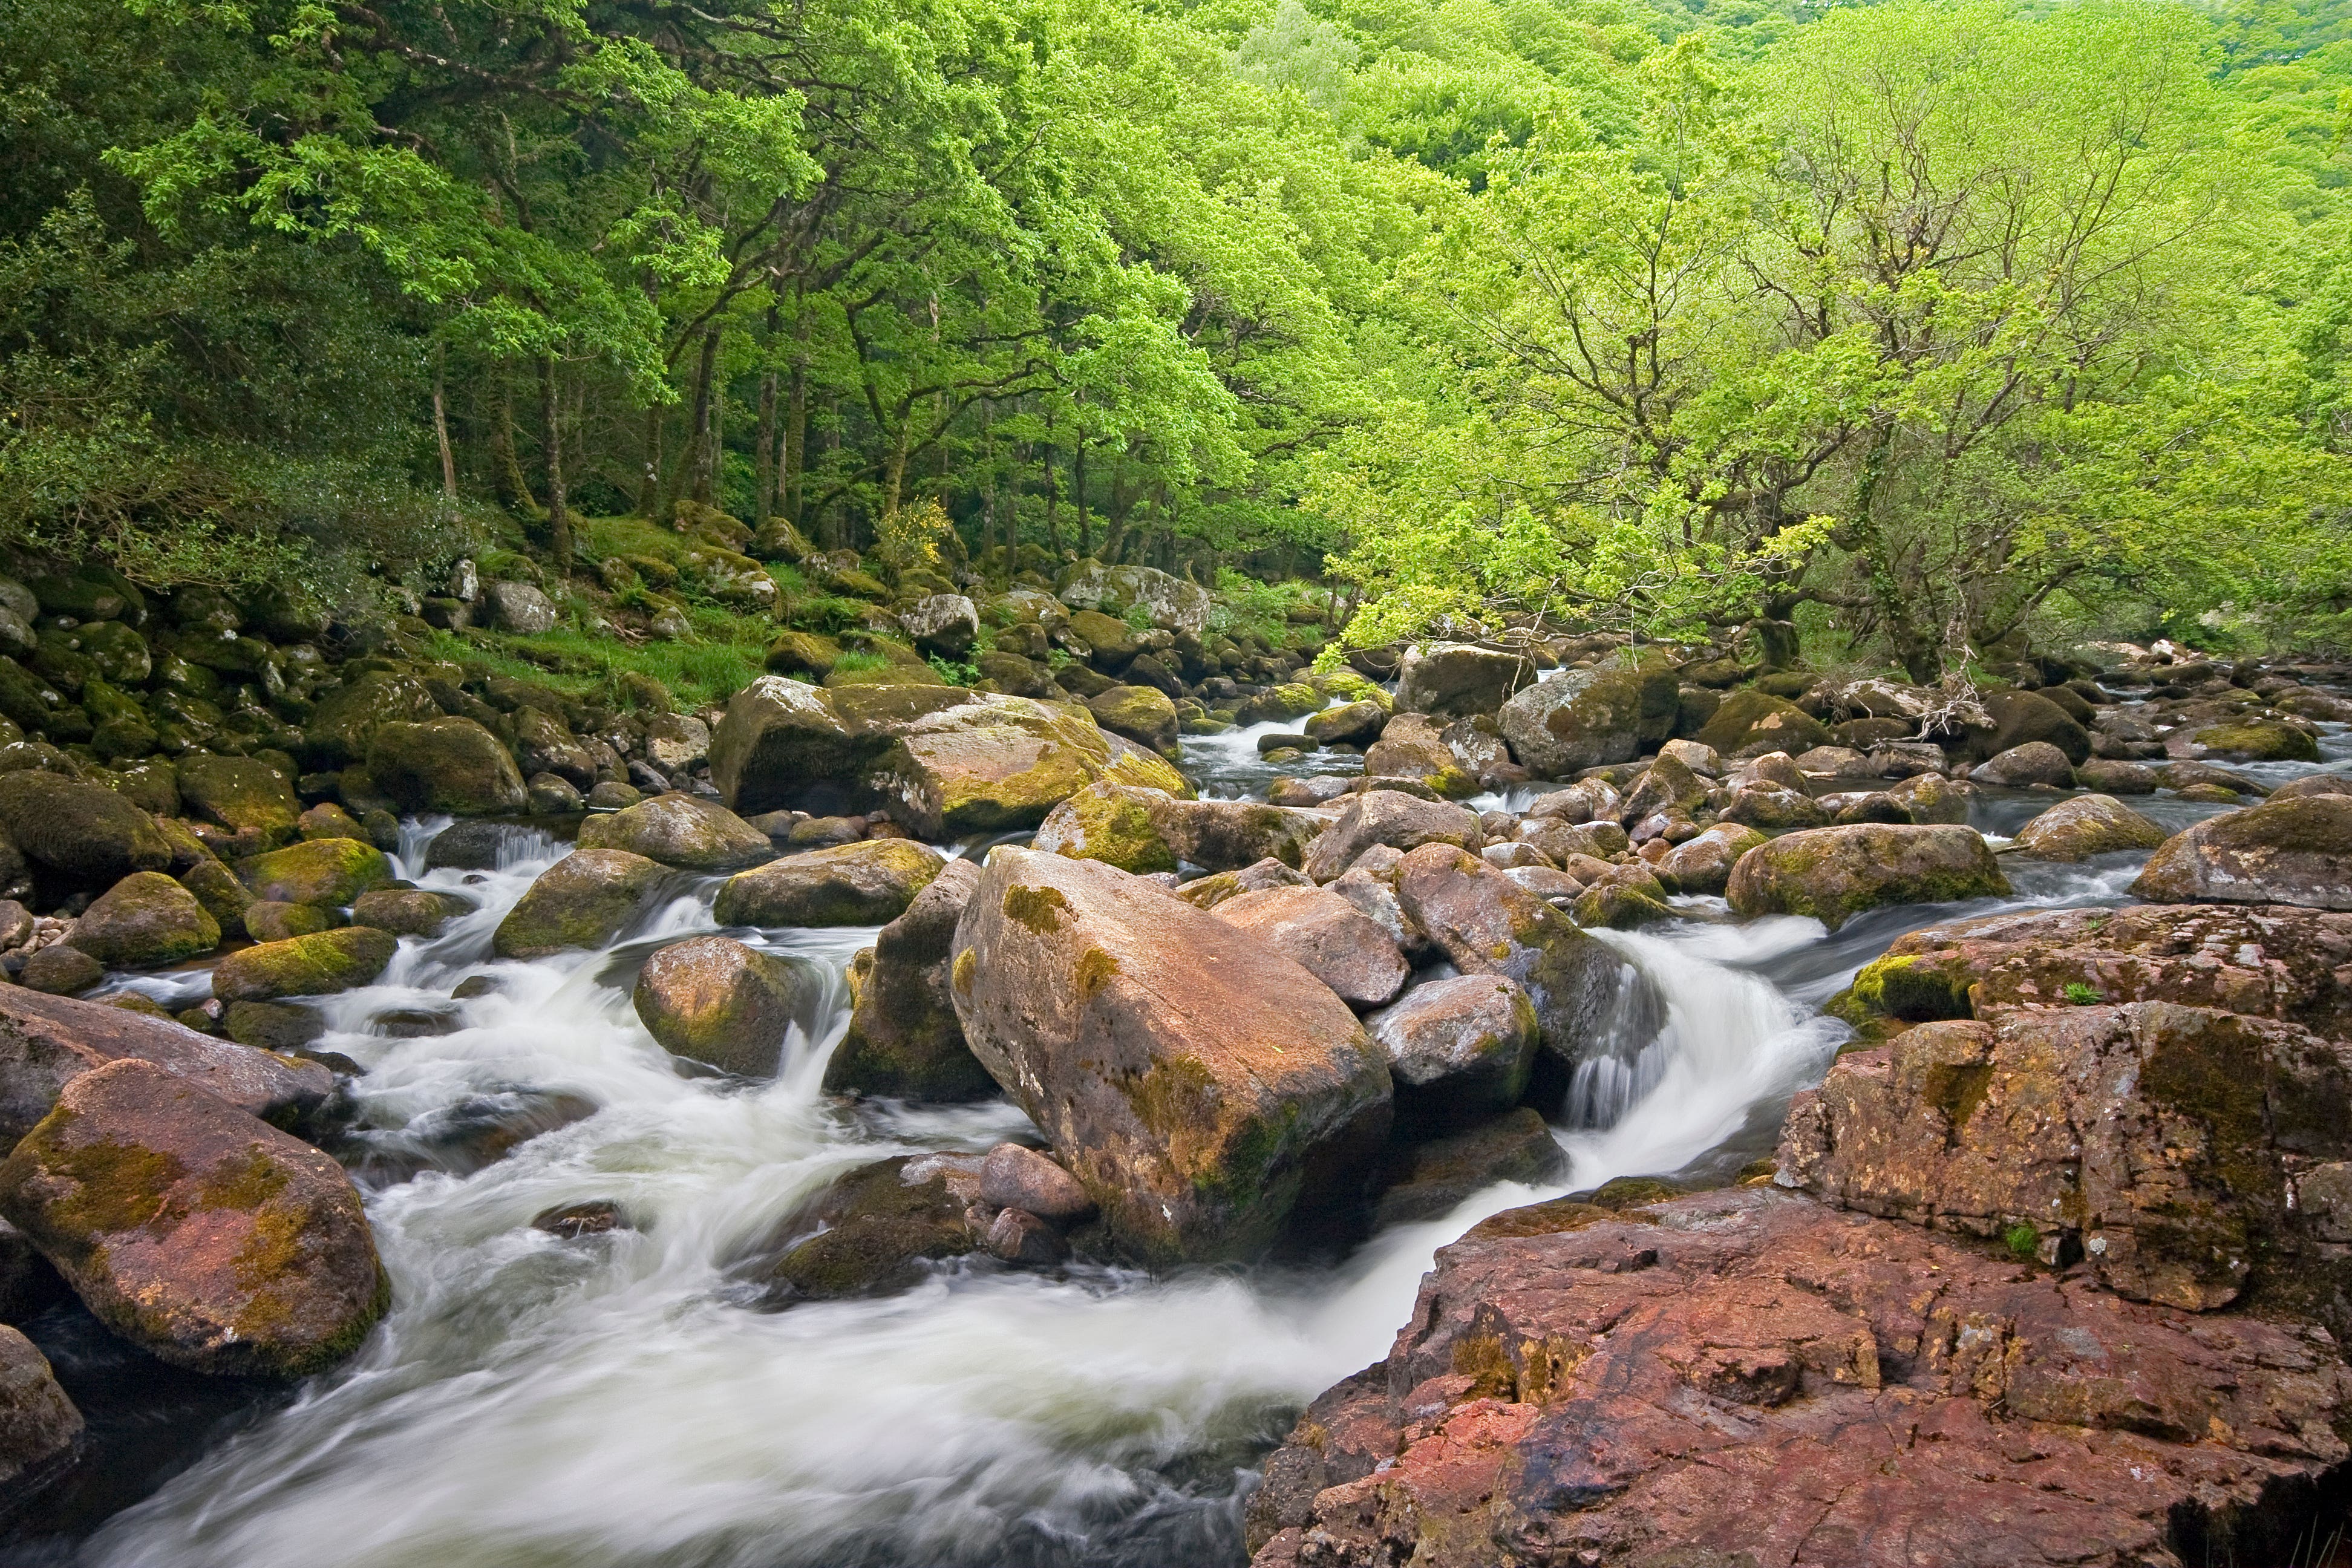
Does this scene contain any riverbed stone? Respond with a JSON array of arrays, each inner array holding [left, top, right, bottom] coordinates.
[[759, 1152, 985, 1299], [19, 947, 102, 996], [236, 837, 394, 908], [0, 1325, 80, 1500], [0, 772, 169, 893], [174, 754, 301, 848], [350, 887, 475, 938], [1085, 685, 1178, 756], [68, 871, 220, 967], [239, 900, 338, 944], [1370, 1106, 1567, 1227], [1883, 770, 1972, 823], [366, 716, 527, 816], [632, 935, 811, 1077], [708, 678, 900, 816], [871, 694, 1189, 839], [300, 669, 442, 769], [0, 1058, 388, 1376], [492, 849, 665, 958], [1210, 886, 1410, 1010], [1959, 686, 2092, 764], [1495, 661, 1679, 777], [1366, 975, 1540, 1129], [1304, 701, 1384, 747], [1656, 822, 1766, 896], [2012, 793, 2168, 861], [2132, 795, 2352, 909], [211, 926, 396, 1002], [713, 839, 941, 929], [1691, 689, 1832, 759], [2186, 719, 2321, 763], [1302, 791, 1481, 883], [1245, 1184, 2352, 1568], [1968, 740, 2074, 788], [979, 1143, 1095, 1224], [949, 848, 1392, 1265], [826, 858, 993, 1102], [1031, 782, 1181, 874], [1395, 642, 1535, 720], [1726, 823, 2008, 930], [576, 792, 773, 872]]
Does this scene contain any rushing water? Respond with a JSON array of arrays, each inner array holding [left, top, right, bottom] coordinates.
[[11, 710, 2351, 1567]]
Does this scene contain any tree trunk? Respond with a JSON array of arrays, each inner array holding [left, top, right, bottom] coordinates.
[[638, 403, 663, 518], [538, 354, 572, 580], [433, 345, 457, 500], [1073, 437, 1091, 560], [1044, 426, 1063, 560], [492, 374, 535, 513], [1849, 420, 1937, 683], [685, 327, 720, 509], [882, 416, 911, 520], [754, 304, 780, 523], [786, 310, 809, 525]]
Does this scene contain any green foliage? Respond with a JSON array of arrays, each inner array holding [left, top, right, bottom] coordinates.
[[926, 654, 981, 685], [2004, 1223, 2040, 1262], [2063, 982, 2103, 1006]]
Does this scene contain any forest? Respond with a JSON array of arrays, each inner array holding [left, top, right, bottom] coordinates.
[[2, 0, 2348, 678]]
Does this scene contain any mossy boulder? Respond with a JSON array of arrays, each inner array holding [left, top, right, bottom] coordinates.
[[869, 694, 1189, 840], [1656, 823, 1767, 897], [367, 717, 528, 816], [1691, 690, 1833, 760], [2187, 720, 2320, 764], [0, 1324, 82, 1498], [757, 1154, 984, 1299], [237, 837, 394, 908], [2012, 794, 2169, 861], [211, 927, 397, 1002], [174, 755, 301, 848], [1085, 685, 1179, 756], [1031, 782, 1181, 874], [68, 872, 220, 967], [0, 1057, 387, 1376], [19, 946, 102, 996], [300, 669, 442, 769], [0, 772, 169, 892], [1068, 608, 1140, 667], [492, 849, 666, 958], [1303, 701, 1385, 746], [1395, 642, 1535, 720], [1365, 975, 1540, 1131], [706, 676, 903, 816], [713, 839, 941, 928], [177, 859, 253, 938], [576, 792, 774, 872], [1958, 688, 2091, 765], [1834, 951, 1979, 1026], [1725, 823, 2010, 930], [2131, 795, 2352, 909], [631, 935, 813, 1076], [350, 888, 475, 938], [241, 901, 340, 943], [763, 630, 843, 680], [1233, 682, 1324, 726], [1495, 660, 1681, 777], [826, 858, 994, 1101]]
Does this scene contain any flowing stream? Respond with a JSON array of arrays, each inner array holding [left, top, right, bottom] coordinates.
[[11, 711, 2351, 1568]]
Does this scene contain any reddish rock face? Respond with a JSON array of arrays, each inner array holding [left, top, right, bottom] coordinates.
[[1247, 1187, 2352, 1568]]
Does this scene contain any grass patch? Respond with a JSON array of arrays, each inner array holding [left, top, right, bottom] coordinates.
[[417, 613, 768, 713], [2004, 1222, 2040, 1261]]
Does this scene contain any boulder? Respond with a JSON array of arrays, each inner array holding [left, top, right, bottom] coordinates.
[[1958, 687, 2092, 765], [1173, 858, 1315, 910], [350, 887, 474, 937], [1392, 845, 1633, 1072], [979, 1143, 1095, 1223], [1494, 661, 1679, 777], [1085, 685, 1178, 756], [1304, 701, 1384, 747], [297, 668, 442, 769], [642, 713, 711, 776], [2012, 794, 2168, 861], [1690, 689, 1832, 759], [492, 849, 666, 958], [174, 754, 301, 847], [1152, 797, 1328, 874], [366, 717, 528, 815], [1370, 1106, 1567, 1227], [1067, 607, 1140, 668], [1210, 886, 1410, 1010], [0, 1059, 387, 1376], [1361, 712, 1468, 791], [0, 985, 332, 1146], [948, 848, 1391, 1264], [707, 677, 903, 815], [2074, 757, 2160, 794], [509, 706, 595, 789], [211, 926, 397, 1002], [1301, 791, 1481, 883], [484, 580, 557, 633], [2272, 773, 2352, 802], [2185, 719, 2320, 763], [1366, 975, 1540, 1128], [756, 1153, 987, 1299], [1395, 642, 1535, 719], [237, 837, 394, 907], [1655, 823, 1766, 896], [713, 839, 941, 928], [0, 1325, 81, 1498], [238, 898, 338, 944], [870, 694, 1189, 839], [67, 871, 220, 967], [576, 792, 774, 872], [1883, 771, 1971, 823], [0, 772, 169, 891], [1780, 1001, 2352, 1314], [1246, 1185, 2352, 1568], [19, 946, 101, 996], [1031, 782, 1182, 874], [1968, 740, 2074, 788], [1055, 562, 1211, 637], [631, 935, 812, 1076], [900, 593, 979, 658], [826, 858, 993, 1101], [1726, 824, 2009, 930], [2132, 795, 2352, 909]]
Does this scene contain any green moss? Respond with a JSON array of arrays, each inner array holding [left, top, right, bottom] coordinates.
[[1074, 945, 1118, 997], [1921, 1060, 1994, 1134], [41, 1132, 187, 1238], [1848, 953, 1976, 1022], [198, 1144, 290, 1212], [2004, 1222, 2040, 1261], [1125, 1054, 1215, 1142], [1002, 883, 1073, 936], [951, 948, 977, 996]]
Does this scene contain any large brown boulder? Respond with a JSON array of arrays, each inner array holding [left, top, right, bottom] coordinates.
[[1779, 1001, 2352, 1313], [0, 985, 332, 1145], [1726, 823, 2008, 930], [825, 858, 993, 1102], [870, 694, 1189, 839], [0, 1325, 82, 1500], [712, 840, 941, 928], [492, 849, 665, 958], [1391, 844, 1632, 1072], [1691, 689, 1832, 759], [1301, 791, 1481, 883], [948, 848, 1391, 1264], [1209, 886, 1409, 1010], [2132, 795, 2352, 909], [1247, 1186, 2352, 1568], [631, 935, 811, 1076], [367, 716, 528, 815], [1957, 687, 2092, 764], [2011, 793, 2167, 861], [707, 676, 906, 816], [0, 772, 169, 892], [577, 792, 774, 871], [0, 1059, 388, 1376], [1394, 642, 1534, 719], [67, 871, 220, 967], [1494, 661, 1679, 777]]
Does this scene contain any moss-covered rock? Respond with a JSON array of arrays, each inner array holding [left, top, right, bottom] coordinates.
[[2013, 794, 2169, 861], [68, 872, 220, 967], [1031, 782, 1181, 874], [300, 669, 442, 770], [763, 630, 843, 679], [237, 837, 394, 908], [1958, 688, 2091, 765], [631, 935, 812, 1076], [2131, 795, 2352, 909], [0, 1057, 387, 1376], [1085, 685, 1179, 756], [211, 927, 397, 1002], [492, 849, 665, 958], [0, 772, 170, 892], [757, 1154, 984, 1299], [576, 792, 774, 872], [826, 859, 994, 1101], [174, 756, 301, 848], [177, 859, 253, 939], [350, 888, 475, 938], [1725, 823, 2010, 930], [2187, 720, 2321, 764], [0, 1323, 82, 1497], [19, 946, 102, 995], [1691, 689, 1833, 760], [869, 694, 1188, 839], [1495, 660, 1681, 777], [366, 717, 527, 816], [240, 901, 340, 943], [713, 839, 941, 928]]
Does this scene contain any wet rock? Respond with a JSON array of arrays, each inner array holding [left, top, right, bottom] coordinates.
[[1720, 780, 1831, 832], [2160, 759, 2267, 797], [2275, 773, 2352, 801], [1173, 857, 1315, 910], [18, 946, 101, 996], [422, 820, 509, 872], [0, 773, 169, 894], [2074, 757, 2159, 794], [713, 839, 941, 929], [0, 1058, 387, 1376], [1246, 1185, 2352, 1568], [1514, 817, 1630, 864], [1969, 740, 2074, 788], [1571, 863, 1674, 929], [1302, 791, 1481, 883], [0, 986, 333, 1145], [1371, 1106, 1567, 1227], [577, 792, 773, 872], [1085, 685, 1178, 756], [67, 872, 220, 967], [1362, 711, 1465, 791], [241, 900, 338, 943], [984, 1206, 1067, 1264], [236, 837, 394, 911], [1726, 823, 2008, 930], [2184, 719, 2320, 763], [220, 999, 325, 1053], [1394, 643, 1535, 720], [1780, 1001, 2352, 1313], [531, 1200, 624, 1238], [826, 858, 993, 1102], [949, 848, 1391, 1265], [871, 693, 1189, 839], [1690, 689, 1832, 759], [1494, 661, 1678, 777], [1031, 782, 1182, 874], [758, 1153, 984, 1299], [978, 1143, 1095, 1224], [212, 926, 396, 1002], [1883, 770, 1972, 824], [1304, 701, 1384, 746], [1958, 686, 2092, 764], [2012, 794, 2168, 861], [2132, 795, 2352, 909], [353, 1088, 599, 1184], [0, 1324, 81, 1500], [1210, 886, 1410, 1010], [1392, 845, 1632, 1073], [1367, 975, 1540, 1129], [174, 755, 301, 848], [632, 935, 812, 1076], [492, 849, 665, 958], [350, 887, 475, 938], [366, 717, 528, 816], [1656, 822, 1766, 897]]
